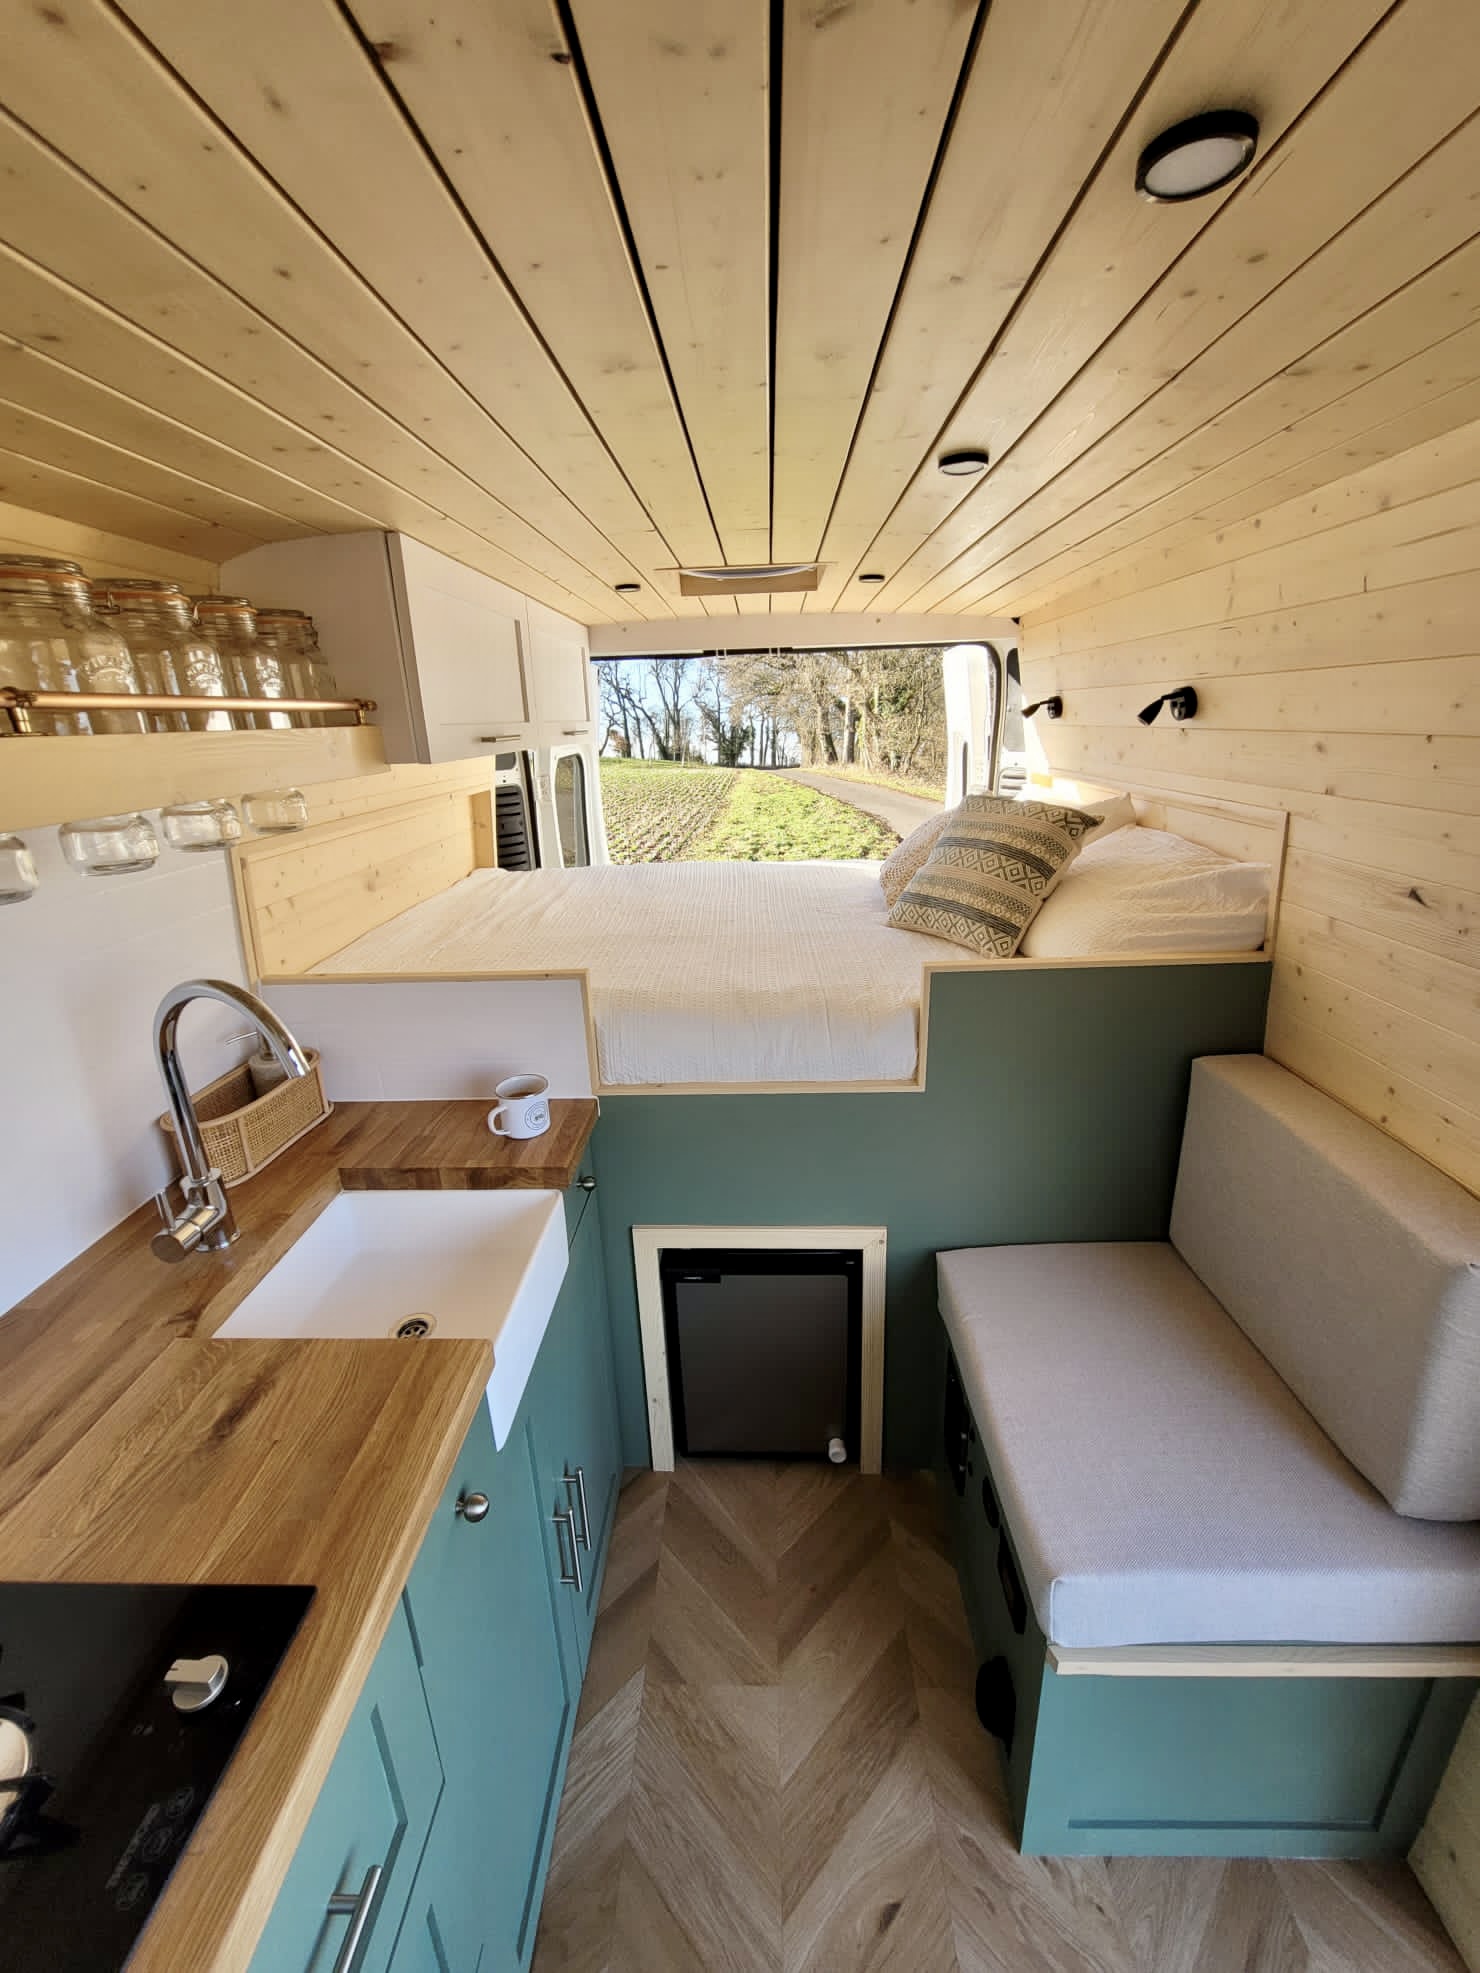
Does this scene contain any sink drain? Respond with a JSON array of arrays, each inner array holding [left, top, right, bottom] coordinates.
[[392, 1314, 436, 1339]]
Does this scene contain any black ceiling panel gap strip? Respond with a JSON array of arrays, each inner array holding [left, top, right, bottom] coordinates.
[[552, 0, 728, 559], [811, 0, 992, 559], [767, 0, 785, 563]]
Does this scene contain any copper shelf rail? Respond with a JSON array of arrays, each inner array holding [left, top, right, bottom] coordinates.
[[0, 687, 377, 735]]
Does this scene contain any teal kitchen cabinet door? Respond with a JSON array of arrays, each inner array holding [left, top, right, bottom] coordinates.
[[403, 1393, 575, 1973], [248, 1601, 441, 1973], [528, 1188, 621, 1678]]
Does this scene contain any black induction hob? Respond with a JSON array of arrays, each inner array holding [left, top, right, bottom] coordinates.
[[0, 1581, 314, 1971]]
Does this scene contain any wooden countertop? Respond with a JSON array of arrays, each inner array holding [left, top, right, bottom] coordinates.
[[0, 1097, 599, 1973]]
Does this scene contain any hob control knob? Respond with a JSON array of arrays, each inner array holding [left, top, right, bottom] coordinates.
[[164, 1653, 229, 1713]]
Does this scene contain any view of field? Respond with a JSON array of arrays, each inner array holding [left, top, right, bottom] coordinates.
[[600, 759, 898, 864]]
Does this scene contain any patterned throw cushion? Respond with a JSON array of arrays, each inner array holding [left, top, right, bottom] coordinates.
[[879, 807, 952, 907], [887, 796, 1100, 956]]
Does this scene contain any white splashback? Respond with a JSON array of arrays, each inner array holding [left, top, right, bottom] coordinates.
[[0, 816, 249, 1311], [265, 979, 594, 1101]]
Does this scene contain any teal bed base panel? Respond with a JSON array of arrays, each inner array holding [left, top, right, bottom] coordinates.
[[938, 1332, 1477, 1860], [590, 961, 1270, 1468]]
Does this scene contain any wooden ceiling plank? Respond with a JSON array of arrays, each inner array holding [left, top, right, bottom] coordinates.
[[954, 242, 1480, 614], [0, 0, 665, 603], [572, 0, 771, 568], [0, 496, 221, 590], [340, 0, 728, 571], [888, 93, 1480, 615], [0, 447, 264, 562], [116, 0, 720, 572], [0, 396, 316, 543], [0, 124, 641, 620], [770, 0, 979, 565], [804, 0, 1187, 614], [0, 340, 382, 539], [842, 0, 1395, 612]]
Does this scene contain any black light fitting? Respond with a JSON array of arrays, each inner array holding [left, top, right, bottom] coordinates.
[[1022, 696, 1063, 720], [858, 572, 886, 584], [1136, 110, 1259, 203], [614, 581, 642, 594], [1138, 686, 1198, 725], [937, 448, 990, 477]]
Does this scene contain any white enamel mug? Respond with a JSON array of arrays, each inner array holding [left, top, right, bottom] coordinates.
[[488, 1073, 551, 1140]]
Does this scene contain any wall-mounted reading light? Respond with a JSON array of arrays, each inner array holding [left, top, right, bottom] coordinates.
[[937, 448, 990, 477], [1137, 686, 1199, 725], [614, 581, 642, 594], [1022, 696, 1063, 720], [1136, 110, 1258, 203], [858, 572, 886, 584]]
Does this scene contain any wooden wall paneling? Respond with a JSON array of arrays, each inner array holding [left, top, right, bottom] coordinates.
[[1413, 1698, 1480, 1970], [0, 5, 650, 616], [344, 0, 732, 587], [848, 0, 1395, 611], [805, 0, 1188, 614], [0, 496, 219, 591], [955, 245, 1480, 618], [115, 0, 717, 607], [891, 58, 1480, 615], [768, 0, 978, 563], [1018, 419, 1480, 644], [572, 0, 772, 569]]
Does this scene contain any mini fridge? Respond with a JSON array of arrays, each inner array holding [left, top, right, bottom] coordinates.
[[660, 1248, 861, 1461]]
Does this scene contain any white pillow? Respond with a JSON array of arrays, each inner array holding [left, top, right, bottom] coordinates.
[[1019, 780, 1136, 839], [1019, 825, 1270, 957]]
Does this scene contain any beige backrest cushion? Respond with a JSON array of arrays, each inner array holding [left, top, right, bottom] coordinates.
[[887, 795, 1100, 956], [1172, 1055, 1480, 1520], [880, 808, 951, 907]]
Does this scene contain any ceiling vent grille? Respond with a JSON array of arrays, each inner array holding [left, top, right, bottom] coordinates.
[[675, 563, 821, 597]]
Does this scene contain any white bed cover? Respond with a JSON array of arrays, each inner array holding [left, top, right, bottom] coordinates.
[[315, 860, 962, 1085]]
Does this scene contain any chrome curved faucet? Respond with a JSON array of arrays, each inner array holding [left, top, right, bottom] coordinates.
[[152, 979, 310, 1263]]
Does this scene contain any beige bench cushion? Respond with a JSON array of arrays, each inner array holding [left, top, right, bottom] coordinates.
[[1172, 1056, 1480, 1520], [937, 1242, 1480, 1649]]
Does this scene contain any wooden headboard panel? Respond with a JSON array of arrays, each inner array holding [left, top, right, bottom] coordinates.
[[233, 773, 495, 981]]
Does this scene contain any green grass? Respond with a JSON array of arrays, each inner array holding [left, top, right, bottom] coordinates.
[[600, 759, 898, 864]]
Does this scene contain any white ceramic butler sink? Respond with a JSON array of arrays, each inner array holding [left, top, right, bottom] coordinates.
[[215, 1190, 568, 1447]]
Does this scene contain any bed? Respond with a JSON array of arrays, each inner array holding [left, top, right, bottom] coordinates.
[[232, 770, 1286, 1091]]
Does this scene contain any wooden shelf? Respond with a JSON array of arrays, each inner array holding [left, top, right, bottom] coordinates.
[[0, 725, 388, 831]]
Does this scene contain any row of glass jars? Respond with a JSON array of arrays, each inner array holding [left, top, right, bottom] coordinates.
[[0, 556, 350, 733]]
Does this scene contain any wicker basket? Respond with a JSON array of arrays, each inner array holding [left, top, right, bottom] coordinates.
[[160, 1049, 331, 1187]]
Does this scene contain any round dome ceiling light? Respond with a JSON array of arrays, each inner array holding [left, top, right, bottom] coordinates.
[[937, 448, 989, 477], [858, 572, 885, 584], [614, 581, 642, 594], [1136, 109, 1259, 203]]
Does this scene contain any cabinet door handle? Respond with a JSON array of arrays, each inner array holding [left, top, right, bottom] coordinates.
[[561, 727, 584, 737], [455, 1490, 490, 1523], [327, 1863, 383, 1973], [478, 734, 521, 744], [564, 1466, 591, 1549], [551, 1505, 583, 1592]]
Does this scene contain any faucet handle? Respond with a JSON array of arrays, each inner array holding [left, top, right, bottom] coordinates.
[[154, 1181, 181, 1228]]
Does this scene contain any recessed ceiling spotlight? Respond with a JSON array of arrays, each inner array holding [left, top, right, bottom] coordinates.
[[614, 581, 642, 594], [937, 449, 989, 477], [1136, 109, 1259, 203], [858, 572, 885, 584]]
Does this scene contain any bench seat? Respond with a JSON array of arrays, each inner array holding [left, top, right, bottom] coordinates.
[[938, 1240, 1480, 1650]]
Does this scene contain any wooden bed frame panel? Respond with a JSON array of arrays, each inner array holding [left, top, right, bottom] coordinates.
[[230, 767, 1287, 1095]]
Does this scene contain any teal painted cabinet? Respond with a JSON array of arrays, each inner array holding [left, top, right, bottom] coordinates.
[[247, 1601, 442, 1973], [937, 1338, 1477, 1859], [252, 1181, 623, 1973]]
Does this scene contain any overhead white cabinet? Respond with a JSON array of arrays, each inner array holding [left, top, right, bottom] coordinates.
[[221, 532, 591, 765]]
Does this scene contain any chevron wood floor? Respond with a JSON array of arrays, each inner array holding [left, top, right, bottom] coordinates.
[[531, 1464, 1465, 1973]]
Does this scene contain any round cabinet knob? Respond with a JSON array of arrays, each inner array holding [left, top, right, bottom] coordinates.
[[164, 1653, 229, 1713], [455, 1491, 490, 1524]]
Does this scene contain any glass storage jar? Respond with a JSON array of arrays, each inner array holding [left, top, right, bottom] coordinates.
[[0, 557, 146, 734], [59, 812, 159, 875], [254, 609, 328, 728], [92, 580, 233, 733], [191, 596, 294, 729]]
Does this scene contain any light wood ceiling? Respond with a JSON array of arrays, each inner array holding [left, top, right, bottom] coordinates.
[[0, 0, 1475, 625]]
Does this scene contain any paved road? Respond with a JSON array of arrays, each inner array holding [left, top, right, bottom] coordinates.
[[778, 768, 941, 840]]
